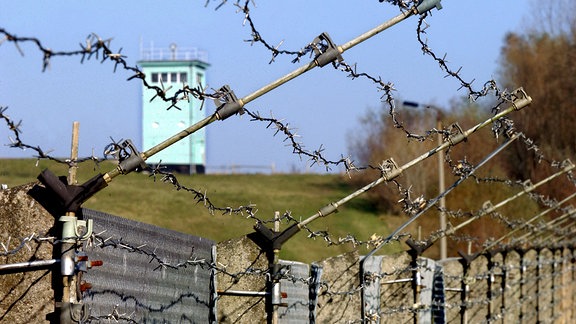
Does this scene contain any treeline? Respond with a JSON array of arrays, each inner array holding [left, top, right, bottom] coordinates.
[[347, 1, 575, 256]]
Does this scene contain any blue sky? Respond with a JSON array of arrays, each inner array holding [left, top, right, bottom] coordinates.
[[0, 1, 530, 173]]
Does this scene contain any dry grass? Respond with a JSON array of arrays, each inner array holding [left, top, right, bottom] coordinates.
[[0, 158, 401, 262]]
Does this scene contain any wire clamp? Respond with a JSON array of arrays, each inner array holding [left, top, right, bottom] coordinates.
[[447, 122, 465, 145], [510, 87, 532, 110], [311, 32, 343, 67], [416, 0, 443, 14], [115, 139, 147, 174], [380, 158, 399, 180], [214, 85, 244, 120], [59, 216, 93, 243], [561, 159, 575, 171]]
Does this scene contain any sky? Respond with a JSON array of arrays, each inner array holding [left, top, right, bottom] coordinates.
[[0, 1, 531, 174]]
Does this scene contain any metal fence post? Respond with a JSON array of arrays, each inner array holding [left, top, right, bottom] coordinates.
[[485, 251, 495, 322], [210, 244, 218, 324], [570, 245, 576, 320], [431, 261, 446, 324], [309, 264, 323, 324], [457, 250, 480, 324], [536, 248, 542, 323], [517, 249, 526, 322], [361, 255, 384, 323], [418, 257, 445, 324], [277, 260, 310, 323], [406, 239, 434, 323], [57, 121, 95, 323], [499, 250, 509, 322]]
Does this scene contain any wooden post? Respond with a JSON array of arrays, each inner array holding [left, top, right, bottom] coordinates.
[[61, 121, 80, 323], [67, 121, 80, 186]]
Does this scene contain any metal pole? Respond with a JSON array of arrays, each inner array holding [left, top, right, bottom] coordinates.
[[243, 1, 442, 106], [271, 251, 280, 324], [364, 132, 520, 260], [513, 207, 576, 245], [437, 118, 447, 260], [449, 161, 574, 235], [242, 9, 417, 106], [533, 211, 576, 244], [482, 192, 576, 252], [301, 88, 532, 230], [101, 6, 440, 183], [103, 114, 217, 182], [217, 290, 267, 297], [255, 89, 530, 266], [0, 259, 59, 272], [402, 101, 447, 259]]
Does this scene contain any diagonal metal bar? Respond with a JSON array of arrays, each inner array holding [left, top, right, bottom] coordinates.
[[241, 1, 441, 106], [0, 259, 59, 272], [526, 207, 576, 244], [535, 218, 576, 246], [540, 220, 575, 244], [443, 160, 575, 243], [363, 131, 520, 260], [260, 88, 532, 251], [301, 88, 532, 228], [482, 192, 576, 252], [103, 114, 217, 182], [101, 1, 442, 184]]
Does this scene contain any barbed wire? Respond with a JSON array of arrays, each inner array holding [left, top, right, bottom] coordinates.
[[16, 114, 565, 257], [3, 231, 575, 321], [0, 105, 412, 251], [244, 108, 358, 173], [1, 7, 574, 263], [148, 164, 260, 219], [0, 106, 105, 167], [86, 305, 138, 324], [372, 250, 574, 322], [0, 0, 551, 192], [0, 0, 544, 177], [87, 231, 260, 281], [0, 232, 56, 257], [0, 28, 226, 109], [219, 0, 520, 144], [88, 226, 374, 318], [2, 3, 576, 322]]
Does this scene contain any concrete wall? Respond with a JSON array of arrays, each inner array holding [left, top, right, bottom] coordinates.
[[0, 183, 55, 324], [2, 184, 576, 323]]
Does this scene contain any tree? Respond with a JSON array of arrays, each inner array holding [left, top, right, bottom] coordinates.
[[348, 104, 440, 213], [349, 99, 506, 211], [498, 0, 576, 197]]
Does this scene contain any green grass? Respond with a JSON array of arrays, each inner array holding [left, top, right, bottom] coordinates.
[[0, 159, 402, 262]]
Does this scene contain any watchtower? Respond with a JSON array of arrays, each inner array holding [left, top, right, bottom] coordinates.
[[138, 43, 209, 174]]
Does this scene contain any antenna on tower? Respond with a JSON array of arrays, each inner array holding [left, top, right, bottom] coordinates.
[[170, 43, 177, 60]]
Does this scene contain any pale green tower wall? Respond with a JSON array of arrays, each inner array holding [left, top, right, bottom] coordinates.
[[139, 59, 208, 173]]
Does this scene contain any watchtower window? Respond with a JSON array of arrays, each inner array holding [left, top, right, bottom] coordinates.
[[196, 72, 204, 86], [149, 71, 188, 84], [179, 72, 187, 84], [170, 72, 178, 83]]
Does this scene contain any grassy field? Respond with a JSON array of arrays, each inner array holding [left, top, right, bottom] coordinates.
[[0, 158, 404, 262]]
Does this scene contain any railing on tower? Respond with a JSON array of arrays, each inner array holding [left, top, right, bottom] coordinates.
[[140, 42, 208, 62]]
